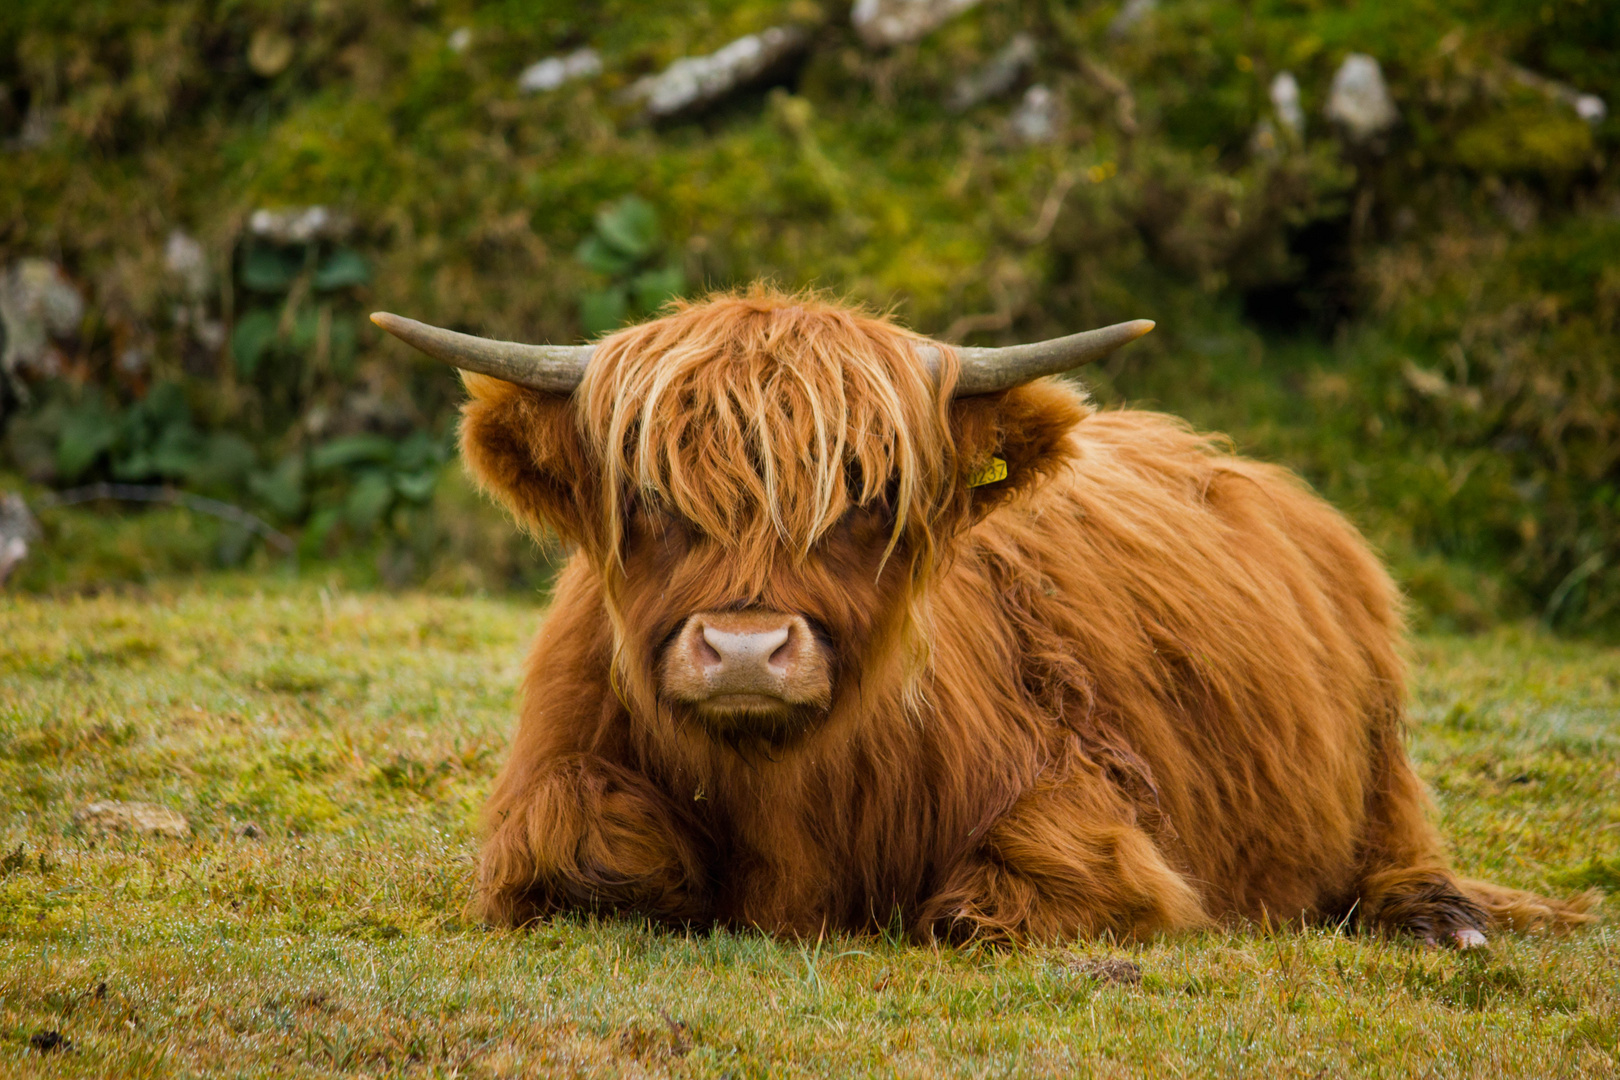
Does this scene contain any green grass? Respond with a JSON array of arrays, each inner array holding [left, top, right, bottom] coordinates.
[[1, 579, 1616, 1077]]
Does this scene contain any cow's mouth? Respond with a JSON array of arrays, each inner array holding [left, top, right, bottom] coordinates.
[[698, 692, 796, 712]]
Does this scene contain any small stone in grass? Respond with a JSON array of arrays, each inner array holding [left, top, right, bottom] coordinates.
[[235, 821, 264, 839], [1063, 955, 1143, 986], [74, 801, 191, 839]]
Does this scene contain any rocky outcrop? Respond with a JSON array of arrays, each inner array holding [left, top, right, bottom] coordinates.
[[852, 0, 981, 49], [1325, 54, 1398, 143], [518, 49, 602, 94], [949, 34, 1036, 112], [625, 27, 810, 119], [0, 259, 84, 383]]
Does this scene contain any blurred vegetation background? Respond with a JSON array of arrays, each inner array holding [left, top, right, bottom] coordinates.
[[0, 0, 1615, 635]]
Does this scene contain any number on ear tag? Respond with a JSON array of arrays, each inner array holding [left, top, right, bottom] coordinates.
[[967, 456, 1008, 488]]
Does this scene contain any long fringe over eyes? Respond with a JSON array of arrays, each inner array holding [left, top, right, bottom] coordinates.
[[579, 289, 961, 590]]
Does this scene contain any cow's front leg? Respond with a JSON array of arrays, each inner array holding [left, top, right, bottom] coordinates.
[[920, 782, 1208, 944], [477, 754, 710, 927]]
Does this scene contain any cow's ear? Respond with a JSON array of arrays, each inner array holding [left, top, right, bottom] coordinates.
[[946, 379, 1087, 522], [459, 373, 595, 545]]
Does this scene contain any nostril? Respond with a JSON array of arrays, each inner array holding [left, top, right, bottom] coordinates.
[[692, 625, 723, 668], [768, 628, 796, 671]]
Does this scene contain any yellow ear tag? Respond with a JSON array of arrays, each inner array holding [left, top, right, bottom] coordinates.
[[967, 456, 1009, 488]]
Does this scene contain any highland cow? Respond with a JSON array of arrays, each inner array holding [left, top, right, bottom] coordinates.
[[373, 290, 1590, 946]]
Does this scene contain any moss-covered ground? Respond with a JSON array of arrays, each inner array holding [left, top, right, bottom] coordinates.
[[0, 580, 1616, 1076]]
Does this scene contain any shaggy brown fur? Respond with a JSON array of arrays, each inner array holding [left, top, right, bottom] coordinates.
[[460, 288, 1592, 944]]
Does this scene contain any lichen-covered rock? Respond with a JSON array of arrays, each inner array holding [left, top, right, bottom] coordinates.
[[1270, 72, 1304, 141], [0, 259, 84, 382], [248, 206, 351, 245], [852, 0, 981, 49], [165, 230, 211, 300], [0, 492, 39, 586], [74, 801, 191, 839], [1107, 0, 1157, 40], [1009, 85, 1061, 144], [1325, 54, 1398, 144], [626, 27, 809, 118], [518, 48, 602, 95], [949, 34, 1036, 112]]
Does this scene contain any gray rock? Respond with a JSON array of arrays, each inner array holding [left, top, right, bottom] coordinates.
[[1108, 0, 1157, 39], [165, 230, 211, 300], [626, 27, 809, 118], [74, 801, 191, 840], [1325, 54, 1398, 143], [949, 33, 1036, 112], [0, 492, 39, 586], [0, 259, 84, 382], [447, 27, 472, 54], [1010, 85, 1061, 144], [1063, 954, 1143, 985], [852, 0, 981, 49], [248, 206, 351, 245], [518, 48, 601, 94], [1270, 71, 1304, 141]]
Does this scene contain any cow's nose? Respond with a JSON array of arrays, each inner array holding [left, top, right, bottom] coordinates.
[[698, 624, 792, 674], [660, 609, 834, 721], [666, 610, 823, 704]]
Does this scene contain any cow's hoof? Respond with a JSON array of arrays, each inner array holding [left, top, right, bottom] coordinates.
[[1421, 927, 1487, 949]]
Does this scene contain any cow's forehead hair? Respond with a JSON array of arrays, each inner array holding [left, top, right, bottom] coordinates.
[[578, 288, 960, 565]]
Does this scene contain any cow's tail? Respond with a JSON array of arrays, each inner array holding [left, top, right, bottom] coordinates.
[[1459, 877, 1599, 934]]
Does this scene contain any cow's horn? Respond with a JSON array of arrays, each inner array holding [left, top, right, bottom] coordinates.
[[370, 312, 593, 393], [918, 319, 1156, 396]]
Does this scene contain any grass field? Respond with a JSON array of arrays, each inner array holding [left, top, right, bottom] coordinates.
[[1, 578, 1616, 1077]]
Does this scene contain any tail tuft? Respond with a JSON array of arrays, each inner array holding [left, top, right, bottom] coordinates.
[[1459, 878, 1600, 934]]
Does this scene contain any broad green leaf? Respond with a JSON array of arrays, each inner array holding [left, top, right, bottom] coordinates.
[[290, 307, 320, 351], [393, 469, 438, 503], [187, 432, 258, 490], [249, 454, 307, 520], [138, 382, 192, 431], [146, 423, 208, 478], [313, 248, 371, 290], [55, 395, 117, 481], [632, 265, 685, 314], [345, 470, 395, 531], [299, 505, 343, 555], [392, 431, 444, 472], [310, 434, 396, 471], [594, 196, 658, 258], [240, 247, 300, 293], [231, 310, 281, 377], [575, 234, 636, 277]]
